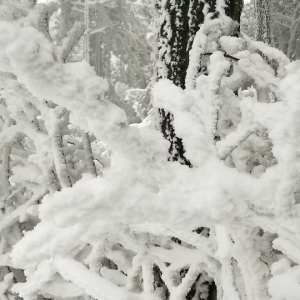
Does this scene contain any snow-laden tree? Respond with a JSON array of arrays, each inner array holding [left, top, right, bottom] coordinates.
[[85, 0, 153, 123], [47, 0, 153, 123], [1, 1, 300, 300], [0, 3, 109, 299]]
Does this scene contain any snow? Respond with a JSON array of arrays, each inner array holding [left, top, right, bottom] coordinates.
[[0, 191, 47, 235], [1, 2, 300, 300], [269, 259, 300, 300], [52, 257, 157, 300]]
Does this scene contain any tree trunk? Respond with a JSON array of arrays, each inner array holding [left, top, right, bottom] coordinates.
[[155, 0, 207, 166], [226, 0, 244, 24], [155, 1, 243, 299], [156, 0, 243, 165], [254, 0, 271, 44]]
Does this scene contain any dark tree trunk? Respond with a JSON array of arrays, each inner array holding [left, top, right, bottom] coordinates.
[[155, 2, 243, 299], [226, 0, 244, 24], [156, 0, 208, 166], [156, 0, 243, 165]]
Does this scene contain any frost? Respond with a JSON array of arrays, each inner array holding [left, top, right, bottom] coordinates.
[[1, 2, 300, 300]]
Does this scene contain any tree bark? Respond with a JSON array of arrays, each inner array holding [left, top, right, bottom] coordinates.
[[156, 0, 243, 165], [226, 0, 244, 24], [155, 0, 207, 166], [254, 0, 271, 44], [155, 1, 243, 299]]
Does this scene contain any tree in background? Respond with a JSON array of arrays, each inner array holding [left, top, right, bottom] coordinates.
[[271, 0, 300, 60], [48, 0, 153, 123], [254, 0, 271, 44], [242, 0, 300, 60], [89, 0, 153, 123], [241, 0, 255, 37]]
